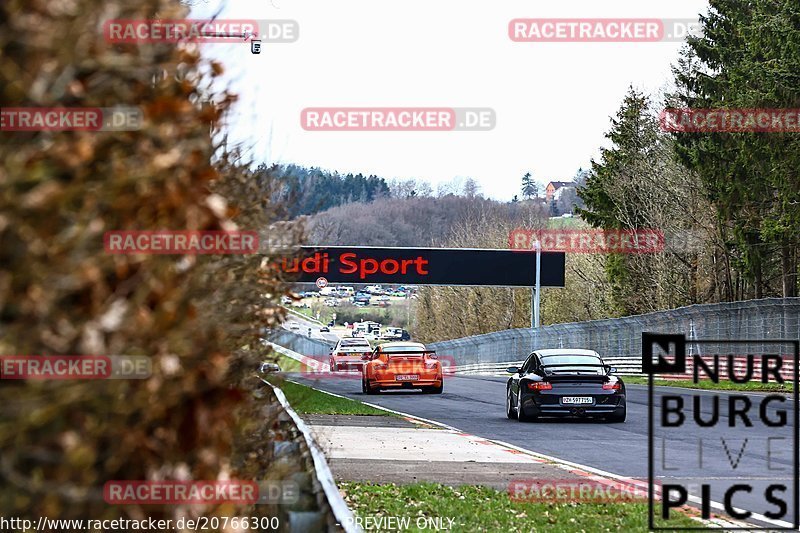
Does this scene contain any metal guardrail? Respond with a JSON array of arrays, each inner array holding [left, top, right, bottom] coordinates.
[[263, 379, 361, 533], [430, 298, 800, 368]]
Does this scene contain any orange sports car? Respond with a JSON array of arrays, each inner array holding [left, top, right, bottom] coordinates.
[[361, 341, 443, 394]]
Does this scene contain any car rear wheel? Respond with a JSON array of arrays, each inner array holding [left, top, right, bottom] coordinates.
[[516, 394, 537, 422], [607, 405, 627, 423], [506, 387, 517, 419], [423, 384, 443, 394], [329, 360, 336, 372], [364, 378, 378, 394]]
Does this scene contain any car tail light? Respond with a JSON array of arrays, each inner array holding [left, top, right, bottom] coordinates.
[[527, 381, 552, 391], [603, 381, 621, 390]]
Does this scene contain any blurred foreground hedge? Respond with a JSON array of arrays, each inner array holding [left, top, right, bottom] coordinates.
[[0, 0, 299, 525]]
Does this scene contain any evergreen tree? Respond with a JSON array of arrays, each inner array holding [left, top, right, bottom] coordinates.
[[521, 172, 536, 199], [670, 0, 800, 298]]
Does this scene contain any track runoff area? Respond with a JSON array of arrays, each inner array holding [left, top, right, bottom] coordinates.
[[277, 246, 798, 530]]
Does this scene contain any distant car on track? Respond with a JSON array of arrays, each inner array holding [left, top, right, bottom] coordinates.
[[379, 327, 411, 341], [330, 338, 372, 371], [506, 349, 626, 422], [258, 362, 282, 374], [361, 342, 443, 394]]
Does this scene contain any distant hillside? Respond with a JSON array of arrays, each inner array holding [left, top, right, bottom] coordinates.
[[307, 195, 547, 247]]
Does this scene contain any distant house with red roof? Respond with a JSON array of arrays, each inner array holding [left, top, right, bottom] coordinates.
[[545, 181, 575, 203]]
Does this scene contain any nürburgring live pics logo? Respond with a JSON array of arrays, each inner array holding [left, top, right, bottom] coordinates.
[[644, 333, 799, 530]]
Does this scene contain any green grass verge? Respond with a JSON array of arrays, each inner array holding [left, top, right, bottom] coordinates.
[[546, 216, 586, 229], [277, 380, 391, 416], [285, 305, 318, 321], [271, 353, 302, 372], [625, 376, 793, 392], [339, 482, 698, 532]]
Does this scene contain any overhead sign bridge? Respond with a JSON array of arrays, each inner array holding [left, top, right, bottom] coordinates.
[[279, 246, 565, 288]]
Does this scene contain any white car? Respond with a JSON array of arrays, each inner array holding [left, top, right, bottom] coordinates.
[[330, 338, 372, 371]]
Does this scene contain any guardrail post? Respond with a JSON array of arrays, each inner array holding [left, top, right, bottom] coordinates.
[[531, 240, 541, 329]]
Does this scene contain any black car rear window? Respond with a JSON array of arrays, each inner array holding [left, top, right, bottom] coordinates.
[[540, 355, 602, 366]]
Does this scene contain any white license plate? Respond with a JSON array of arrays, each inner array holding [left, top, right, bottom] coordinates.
[[562, 396, 593, 404], [395, 374, 419, 381]]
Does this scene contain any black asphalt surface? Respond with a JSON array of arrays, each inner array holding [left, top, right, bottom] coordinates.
[[291, 372, 798, 528]]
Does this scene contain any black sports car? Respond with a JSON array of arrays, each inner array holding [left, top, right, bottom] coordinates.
[[506, 349, 626, 422]]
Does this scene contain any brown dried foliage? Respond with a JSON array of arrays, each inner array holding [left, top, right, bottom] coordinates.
[[0, 0, 300, 525]]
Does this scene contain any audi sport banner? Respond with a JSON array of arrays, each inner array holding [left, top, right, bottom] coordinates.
[[280, 247, 565, 288]]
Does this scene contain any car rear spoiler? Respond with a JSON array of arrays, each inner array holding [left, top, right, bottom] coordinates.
[[385, 350, 437, 357], [540, 363, 613, 375]]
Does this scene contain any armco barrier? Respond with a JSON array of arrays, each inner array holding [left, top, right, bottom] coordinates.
[[259, 379, 361, 533], [429, 298, 800, 373]]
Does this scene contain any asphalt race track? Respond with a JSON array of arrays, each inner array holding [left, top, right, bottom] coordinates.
[[291, 373, 797, 529]]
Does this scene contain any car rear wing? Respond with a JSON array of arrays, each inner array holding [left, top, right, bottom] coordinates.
[[384, 350, 437, 357], [540, 362, 613, 375]]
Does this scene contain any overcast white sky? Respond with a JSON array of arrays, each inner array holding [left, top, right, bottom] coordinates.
[[189, 0, 709, 200]]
